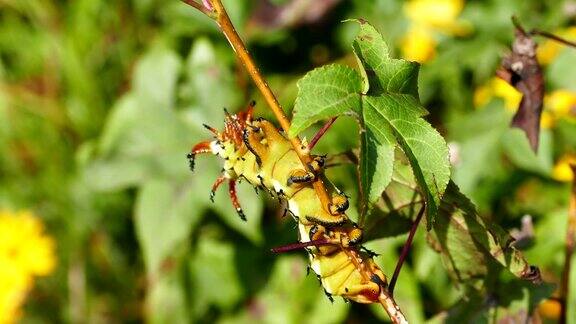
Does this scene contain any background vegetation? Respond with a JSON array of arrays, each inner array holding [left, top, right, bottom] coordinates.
[[1, 0, 575, 322]]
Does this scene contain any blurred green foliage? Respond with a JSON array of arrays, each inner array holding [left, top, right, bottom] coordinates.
[[1, 0, 575, 322]]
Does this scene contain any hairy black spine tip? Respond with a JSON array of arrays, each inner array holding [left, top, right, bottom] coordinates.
[[361, 246, 379, 257], [249, 100, 256, 106], [187, 153, 196, 172], [323, 289, 334, 303], [209, 191, 215, 203], [237, 208, 246, 221], [243, 129, 262, 166]]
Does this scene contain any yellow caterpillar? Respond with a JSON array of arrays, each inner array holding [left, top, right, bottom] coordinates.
[[188, 102, 387, 303]]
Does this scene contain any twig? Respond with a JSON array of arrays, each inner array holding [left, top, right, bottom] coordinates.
[[388, 204, 425, 296], [379, 289, 409, 324], [530, 29, 576, 49], [560, 164, 576, 324], [182, 0, 333, 211]]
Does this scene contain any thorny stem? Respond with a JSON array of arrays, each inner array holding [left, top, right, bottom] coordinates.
[[388, 204, 425, 297], [379, 289, 408, 324], [341, 247, 408, 323], [184, 0, 332, 212], [560, 165, 576, 324]]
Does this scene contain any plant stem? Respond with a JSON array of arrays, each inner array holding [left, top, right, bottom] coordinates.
[[560, 165, 576, 323], [191, 0, 332, 211], [388, 204, 425, 297], [379, 289, 408, 324], [530, 29, 576, 49]]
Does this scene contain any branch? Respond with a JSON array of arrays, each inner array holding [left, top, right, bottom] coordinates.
[[530, 29, 576, 49], [182, 0, 332, 211], [379, 289, 409, 324], [560, 164, 576, 323]]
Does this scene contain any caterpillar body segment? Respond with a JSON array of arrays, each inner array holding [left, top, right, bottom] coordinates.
[[190, 106, 348, 226], [299, 223, 387, 303]]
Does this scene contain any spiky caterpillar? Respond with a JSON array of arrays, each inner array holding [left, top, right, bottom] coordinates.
[[188, 102, 387, 303]]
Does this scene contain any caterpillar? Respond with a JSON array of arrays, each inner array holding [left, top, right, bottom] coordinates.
[[187, 101, 387, 303]]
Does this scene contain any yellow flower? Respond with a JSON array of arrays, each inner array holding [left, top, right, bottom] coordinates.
[[0, 210, 57, 324], [552, 154, 576, 182], [401, 26, 437, 62], [537, 27, 576, 65], [538, 298, 561, 320], [546, 90, 576, 117], [473, 77, 522, 111], [539, 90, 576, 128], [540, 110, 554, 129], [404, 0, 464, 32], [402, 0, 470, 63]]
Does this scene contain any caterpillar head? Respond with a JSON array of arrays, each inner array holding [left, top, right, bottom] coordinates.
[[219, 100, 256, 148]]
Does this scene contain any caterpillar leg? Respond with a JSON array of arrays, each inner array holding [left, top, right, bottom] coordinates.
[[287, 169, 315, 185], [286, 155, 326, 186], [228, 179, 246, 221], [187, 141, 213, 172], [329, 194, 349, 215], [210, 174, 226, 202]]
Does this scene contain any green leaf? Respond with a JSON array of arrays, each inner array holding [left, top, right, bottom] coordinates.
[[219, 256, 348, 324], [359, 117, 395, 206], [429, 181, 541, 287], [350, 19, 420, 98], [290, 21, 450, 216], [133, 43, 181, 108], [84, 93, 193, 191], [182, 38, 241, 125], [135, 179, 205, 274], [436, 281, 554, 323], [147, 267, 189, 324], [189, 236, 244, 317], [363, 95, 450, 221], [502, 128, 553, 175], [289, 64, 362, 137], [363, 157, 422, 241]]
